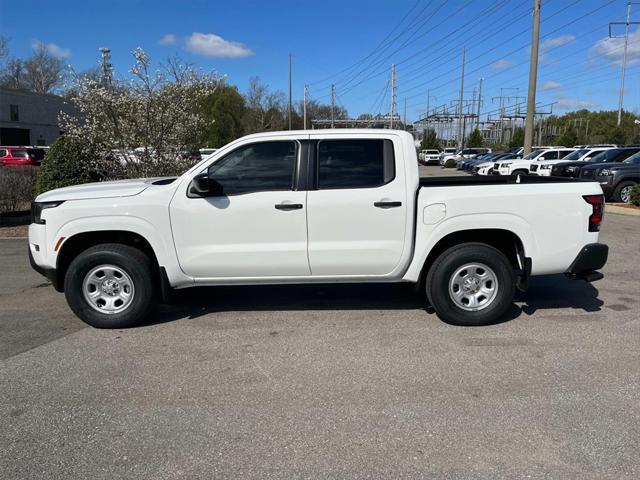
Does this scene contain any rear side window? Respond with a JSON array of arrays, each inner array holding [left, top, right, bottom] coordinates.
[[317, 139, 394, 189]]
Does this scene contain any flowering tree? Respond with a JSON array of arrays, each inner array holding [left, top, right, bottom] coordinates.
[[60, 48, 220, 177]]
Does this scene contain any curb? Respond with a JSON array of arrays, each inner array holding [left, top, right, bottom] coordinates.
[[607, 204, 640, 216]]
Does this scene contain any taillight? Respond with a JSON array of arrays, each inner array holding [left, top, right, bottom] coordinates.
[[583, 195, 604, 232]]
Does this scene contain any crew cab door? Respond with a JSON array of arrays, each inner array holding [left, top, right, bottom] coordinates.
[[306, 135, 408, 276], [170, 137, 311, 279]]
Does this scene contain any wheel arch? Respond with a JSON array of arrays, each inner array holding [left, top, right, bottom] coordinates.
[[55, 230, 160, 292], [410, 228, 529, 289]]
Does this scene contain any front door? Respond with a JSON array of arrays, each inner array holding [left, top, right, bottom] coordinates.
[[170, 139, 311, 279]]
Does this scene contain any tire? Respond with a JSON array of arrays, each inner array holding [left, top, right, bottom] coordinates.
[[425, 243, 516, 326], [511, 169, 528, 177], [63, 243, 157, 328], [612, 180, 636, 203]]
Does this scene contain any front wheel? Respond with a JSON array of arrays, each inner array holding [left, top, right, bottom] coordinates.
[[426, 243, 516, 326], [64, 243, 157, 328]]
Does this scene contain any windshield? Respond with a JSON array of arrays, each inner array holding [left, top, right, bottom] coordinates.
[[28, 148, 46, 160], [623, 152, 640, 164], [562, 149, 588, 160], [522, 149, 543, 160]]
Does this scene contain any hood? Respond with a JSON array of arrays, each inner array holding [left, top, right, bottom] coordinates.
[[581, 162, 634, 171], [35, 177, 171, 202]]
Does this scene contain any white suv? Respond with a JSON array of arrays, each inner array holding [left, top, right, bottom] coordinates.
[[497, 148, 575, 176], [532, 147, 614, 176]]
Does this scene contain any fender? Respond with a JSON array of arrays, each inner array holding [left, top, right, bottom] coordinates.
[[403, 212, 535, 282], [53, 215, 194, 288]]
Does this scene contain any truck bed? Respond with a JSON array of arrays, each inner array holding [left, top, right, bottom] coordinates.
[[419, 175, 590, 187]]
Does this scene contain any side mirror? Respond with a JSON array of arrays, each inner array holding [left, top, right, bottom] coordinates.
[[191, 172, 211, 195]]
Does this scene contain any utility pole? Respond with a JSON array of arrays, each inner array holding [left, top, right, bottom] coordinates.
[[403, 97, 407, 128], [610, 2, 639, 126], [288, 53, 292, 130], [477, 77, 483, 133], [303, 84, 308, 130], [457, 47, 466, 150], [390, 64, 397, 129], [331, 84, 336, 128], [524, 0, 541, 155]]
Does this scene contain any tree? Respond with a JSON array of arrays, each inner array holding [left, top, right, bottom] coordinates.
[[201, 83, 246, 147], [556, 125, 578, 147], [58, 48, 220, 178], [420, 128, 440, 150], [0, 58, 25, 89], [243, 77, 287, 133], [509, 127, 524, 148], [23, 43, 67, 93], [467, 128, 484, 147]]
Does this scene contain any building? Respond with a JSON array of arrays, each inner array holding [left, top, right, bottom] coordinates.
[[0, 88, 79, 146]]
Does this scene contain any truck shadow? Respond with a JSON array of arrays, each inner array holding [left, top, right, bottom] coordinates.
[[146, 274, 603, 327]]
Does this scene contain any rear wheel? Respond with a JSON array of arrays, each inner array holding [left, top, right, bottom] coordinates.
[[426, 243, 515, 326], [613, 180, 636, 203], [64, 243, 157, 328]]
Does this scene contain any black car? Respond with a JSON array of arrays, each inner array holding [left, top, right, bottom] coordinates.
[[550, 147, 640, 178], [581, 152, 640, 203]]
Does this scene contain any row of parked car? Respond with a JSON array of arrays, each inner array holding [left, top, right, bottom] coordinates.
[[0, 146, 48, 166], [418, 144, 640, 203]]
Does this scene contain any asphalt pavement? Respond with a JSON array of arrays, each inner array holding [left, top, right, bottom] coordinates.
[[1, 168, 639, 479]]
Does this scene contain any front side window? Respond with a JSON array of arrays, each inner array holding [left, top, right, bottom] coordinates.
[[11, 149, 28, 158], [541, 151, 559, 160], [317, 139, 394, 189], [207, 141, 297, 195]]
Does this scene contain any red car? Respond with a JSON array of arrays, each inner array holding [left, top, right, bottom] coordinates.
[[0, 146, 46, 166]]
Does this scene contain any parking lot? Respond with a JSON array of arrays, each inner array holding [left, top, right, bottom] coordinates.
[[1, 166, 639, 479]]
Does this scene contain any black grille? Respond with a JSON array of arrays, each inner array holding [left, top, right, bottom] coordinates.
[[530, 164, 539, 172]]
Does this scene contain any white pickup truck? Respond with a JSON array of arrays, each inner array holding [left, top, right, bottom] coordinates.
[[29, 130, 608, 329]]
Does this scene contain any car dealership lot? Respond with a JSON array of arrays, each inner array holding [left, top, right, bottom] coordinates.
[[1, 168, 639, 479]]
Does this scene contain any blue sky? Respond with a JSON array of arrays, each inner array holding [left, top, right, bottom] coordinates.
[[1, 0, 639, 122]]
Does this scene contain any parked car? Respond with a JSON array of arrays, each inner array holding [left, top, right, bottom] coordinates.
[[439, 147, 458, 165], [29, 130, 608, 329], [550, 147, 640, 178], [0, 146, 46, 166], [582, 152, 640, 203], [497, 148, 575, 176], [473, 153, 519, 175], [418, 149, 441, 165], [533, 147, 614, 176]]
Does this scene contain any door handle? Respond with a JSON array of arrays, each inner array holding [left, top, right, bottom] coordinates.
[[374, 201, 402, 208], [275, 203, 303, 211]]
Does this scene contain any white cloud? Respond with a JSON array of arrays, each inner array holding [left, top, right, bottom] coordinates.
[[541, 81, 562, 90], [491, 59, 512, 70], [159, 33, 177, 46], [32, 40, 71, 59], [591, 29, 640, 66], [555, 97, 598, 110], [540, 35, 576, 51], [185, 32, 253, 58]]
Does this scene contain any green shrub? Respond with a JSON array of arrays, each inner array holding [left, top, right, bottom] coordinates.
[[35, 136, 108, 195], [443, 158, 457, 168], [630, 184, 640, 206], [0, 166, 37, 213]]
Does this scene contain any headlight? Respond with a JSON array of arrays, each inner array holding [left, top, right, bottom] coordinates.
[[566, 166, 576, 172], [30, 201, 64, 225], [599, 169, 612, 176]]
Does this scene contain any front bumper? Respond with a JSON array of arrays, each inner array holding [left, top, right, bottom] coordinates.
[[28, 246, 62, 290], [565, 243, 608, 282]]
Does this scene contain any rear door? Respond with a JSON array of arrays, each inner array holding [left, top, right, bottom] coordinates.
[[306, 135, 408, 276]]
